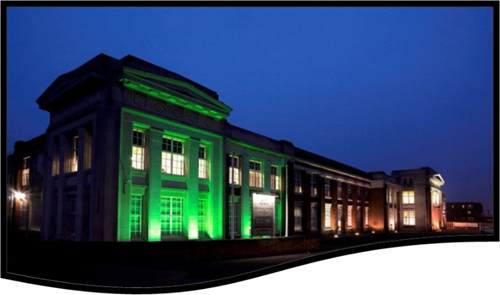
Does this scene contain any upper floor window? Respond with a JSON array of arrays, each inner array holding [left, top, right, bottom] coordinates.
[[294, 170, 302, 193], [22, 156, 30, 186], [162, 137, 184, 175], [311, 175, 318, 197], [365, 190, 369, 202], [132, 130, 145, 170], [198, 146, 208, 179], [402, 177, 413, 185], [325, 179, 331, 198], [229, 155, 241, 185], [337, 181, 342, 199], [249, 160, 262, 188], [66, 135, 79, 173], [347, 184, 352, 200], [432, 190, 440, 206], [402, 191, 415, 204], [270, 165, 279, 190]]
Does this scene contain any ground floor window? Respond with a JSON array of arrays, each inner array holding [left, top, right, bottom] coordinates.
[[19, 201, 28, 230], [198, 198, 207, 238], [365, 207, 369, 226], [311, 203, 319, 231], [357, 206, 362, 229], [325, 203, 332, 229], [403, 210, 415, 226], [294, 202, 303, 232], [161, 196, 183, 238], [337, 205, 343, 230], [347, 205, 353, 228], [229, 198, 241, 238], [67, 195, 76, 237], [130, 195, 142, 240]]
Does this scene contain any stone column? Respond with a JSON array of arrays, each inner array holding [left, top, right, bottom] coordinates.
[[185, 137, 200, 239], [146, 127, 163, 241], [75, 128, 86, 241], [241, 156, 251, 238], [55, 134, 66, 240]]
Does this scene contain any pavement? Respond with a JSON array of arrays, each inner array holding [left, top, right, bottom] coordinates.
[[4, 229, 494, 293]]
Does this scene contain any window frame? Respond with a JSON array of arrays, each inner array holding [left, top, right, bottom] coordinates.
[[249, 160, 263, 188], [161, 136, 185, 176], [402, 191, 415, 204], [270, 165, 280, 191], [132, 130, 145, 170]]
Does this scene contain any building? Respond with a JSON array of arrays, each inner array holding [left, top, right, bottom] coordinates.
[[446, 202, 484, 222], [7, 53, 447, 241]]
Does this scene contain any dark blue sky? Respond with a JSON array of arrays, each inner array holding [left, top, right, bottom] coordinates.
[[6, 7, 494, 213]]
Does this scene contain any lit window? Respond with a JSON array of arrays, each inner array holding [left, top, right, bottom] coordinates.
[[52, 149, 59, 176], [161, 196, 183, 238], [229, 155, 241, 185], [198, 146, 208, 179], [365, 207, 369, 226], [70, 136, 78, 172], [402, 191, 415, 204], [295, 170, 302, 193], [387, 188, 392, 204], [325, 203, 332, 229], [347, 205, 352, 227], [325, 179, 331, 198], [432, 190, 440, 206], [270, 165, 280, 190], [162, 137, 184, 175], [403, 210, 415, 225], [311, 175, 318, 197], [356, 206, 361, 228], [130, 195, 142, 240], [249, 160, 262, 188], [132, 130, 145, 170], [337, 205, 343, 229], [22, 157, 30, 186], [294, 202, 303, 231]]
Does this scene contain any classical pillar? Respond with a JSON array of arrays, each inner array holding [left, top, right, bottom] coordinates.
[[185, 137, 200, 239], [146, 127, 163, 241]]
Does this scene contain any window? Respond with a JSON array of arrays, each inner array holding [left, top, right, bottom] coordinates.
[[161, 196, 183, 238], [402, 191, 415, 204], [198, 199, 207, 237], [365, 190, 369, 202], [71, 136, 79, 172], [387, 188, 392, 204], [325, 179, 331, 198], [294, 202, 303, 231], [337, 181, 342, 199], [84, 128, 92, 170], [52, 150, 59, 176], [229, 155, 241, 185], [130, 195, 142, 240], [403, 210, 415, 225], [229, 198, 241, 237], [347, 184, 352, 200], [295, 170, 302, 193], [356, 207, 362, 229], [402, 177, 413, 185], [357, 187, 360, 201], [162, 137, 185, 175], [19, 200, 28, 230], [22, 157, 30, 186], [365, 207, 369, 226], [347, 205, 352, 227], [325, 203, 332, 229], [270, 165, 280, 190], [249, 160, 262, 188], [337, 205, 343, 229], [311, 175, 318, 197], [132, 130, 145, 170], [432, 190, 440, 206], [311, 203, 319, 231], [198, 146, 208, 179]]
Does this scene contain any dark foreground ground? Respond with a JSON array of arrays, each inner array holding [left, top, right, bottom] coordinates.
[[5, 230, 499, 294]]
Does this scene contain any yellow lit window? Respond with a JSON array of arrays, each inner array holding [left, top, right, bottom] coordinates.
[[402, 191, 415, 204]]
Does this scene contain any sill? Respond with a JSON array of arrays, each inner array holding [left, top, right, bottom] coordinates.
[[162, 174, 188, 181]]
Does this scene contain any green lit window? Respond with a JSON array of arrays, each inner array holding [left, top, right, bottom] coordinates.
[[229, 155, 241, 185], [294, 170, 302, 193], [161, 196, 183, 238], [199, 146, 208, 179], [130, 195, 142, 240], [403, 210, 415, 225], [402, 191, 415, 204], [325, 203, 332, 229], [162, 137, 184, 175], [132, 130, 145, 170], [249, 160, 262, 188], [198, 199, 207, 238], [270, 165, 279, 190]]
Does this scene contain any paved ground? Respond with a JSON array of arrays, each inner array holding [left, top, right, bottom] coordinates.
[[4, 229, 493, 292]]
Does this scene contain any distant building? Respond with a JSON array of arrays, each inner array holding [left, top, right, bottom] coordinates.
[[446, 202, 484, 222], [7, 53, 446, 241]]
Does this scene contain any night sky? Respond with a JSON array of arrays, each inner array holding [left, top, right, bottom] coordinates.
[[6, 7, 494, 212]]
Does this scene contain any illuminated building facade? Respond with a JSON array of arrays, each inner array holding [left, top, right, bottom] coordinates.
[[8, 53, 445, 242], [446, 202, 484, 222]]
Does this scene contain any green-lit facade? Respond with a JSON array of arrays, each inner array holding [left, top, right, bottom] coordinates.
[[35, 53, 393, 242]]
